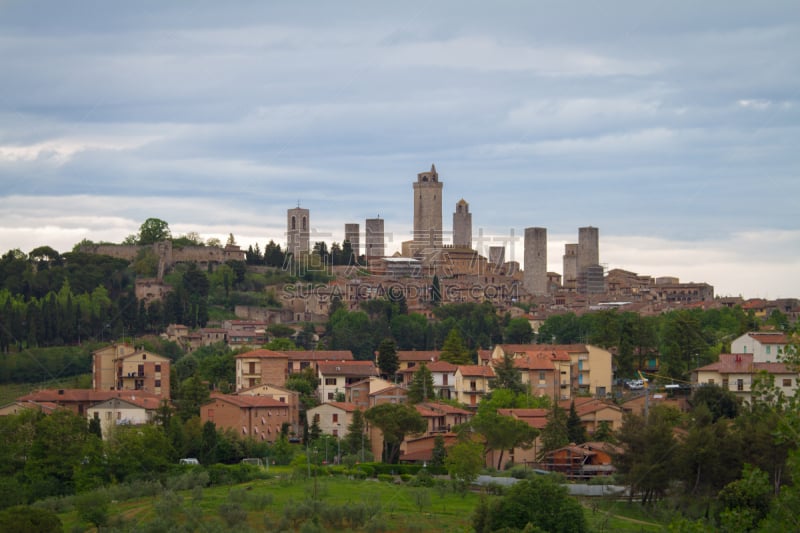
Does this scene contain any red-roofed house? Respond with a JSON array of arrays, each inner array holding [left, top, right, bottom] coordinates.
[[87, 396, 163, 437], [201, 393, 290, 442], [237, 383, 301, 436], [318, 361, 379, 402], [731, 332, 790, 363], [396, 351, 440, 372], [414, 401, 472, 434], [92, 343, 171, 400], [558, 397, 625, 433], [693, 352, 799, 402], [491, 344, 572, 401], [287, 350, 354, 374], [16, 389, 162, 417], [235, 349, 289, 390], [455, 365, 495, 407]]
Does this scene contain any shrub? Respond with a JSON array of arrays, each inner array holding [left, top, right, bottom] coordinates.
[[400, 474, 413, 483], [357, 465, 375, 478], [218, 502, 248, 529], [0, 505, 63, 533], [411, 468, 435, 487], [377, 474, 394, 483]]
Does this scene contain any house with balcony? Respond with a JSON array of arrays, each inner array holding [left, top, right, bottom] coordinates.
[[318, 361, 379, 402], [455, 365, 495, 407], [287, 350, 354, 375], [92, 343, 171, 400], [491, 345, 572, 402], [414, 401, 472, 434], [237, 383, 301, 437], [234, 349, 289, 391], [345, 376, 394, 410]]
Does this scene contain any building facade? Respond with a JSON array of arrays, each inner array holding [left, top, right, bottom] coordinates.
[[413, 164, 443, 252]]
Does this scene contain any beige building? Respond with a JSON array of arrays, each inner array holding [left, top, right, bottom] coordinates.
[[235, 349, 289, 390], [317, 361, 379, 403], [87, 396, 162, 438], [731, 332, 790, 363], [307, 401, 362, 438], [491, 345, 572, 401], [455, 365, 495, 407], [92, 343, 170, 400], [693, 353, 799, 403]]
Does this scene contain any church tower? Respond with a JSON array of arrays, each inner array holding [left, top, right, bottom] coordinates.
[[452, 199, 472, 248], [413, 164, 443, 252], [286, 206, 310, 257]]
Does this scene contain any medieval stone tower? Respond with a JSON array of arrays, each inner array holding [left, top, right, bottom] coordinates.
[[365, 217, 385, 259], [452, 199, 472, 248], [413, 164, 443, 252], [344, 223, 360, 258], [286, 207, 310, 257], [524, 227, 548, 296], [577, 226, 599, 275], [563, 243, 578, 289]]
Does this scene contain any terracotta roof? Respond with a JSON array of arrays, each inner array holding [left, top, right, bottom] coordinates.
[[286, 350, 354, 361], [696, 353, 754, 373], [90, 396, 163, 410], [500, 344, 589, 355], [208, 393, 287, 408], [369, 385, 408, 397], [397, 351, 440, 362], [426, 361, 458, 372], [325, 401, 361, 412], [497, 408, 549, 429], [235, 349, 289, 359], [558, 398, 622, 417], [581, 441, 624, 456], [416, 401, 471, 416], [318, 361, 378, 377], [747, 332, 789, 344], [18, 389, 161, 404], [457, 365, 495, 378]]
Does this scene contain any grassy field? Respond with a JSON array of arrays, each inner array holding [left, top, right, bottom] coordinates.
[[56, 469, 670, 532]]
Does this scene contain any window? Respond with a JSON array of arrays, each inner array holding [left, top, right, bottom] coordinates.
[[737, 379, 744, 391], [708, 379, 715, 385], [538, 371, 546, 382], [783, 378, 792, 387], [155, 364, 161, 372], [722, 378, 729, 390], [333, 429, 338, 437], [328, 392, 334, 400], [325, 378, 337, 385], [332, 413, 339, 423], [155, 379, 161, 388], [249, 362, 256, 374], [766, 346, 772, 355]]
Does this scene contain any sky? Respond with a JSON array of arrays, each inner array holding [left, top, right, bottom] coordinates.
[[1, 1, 798, 299]]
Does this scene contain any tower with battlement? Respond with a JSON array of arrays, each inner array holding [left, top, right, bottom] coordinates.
[[413, 164, 443, 253]]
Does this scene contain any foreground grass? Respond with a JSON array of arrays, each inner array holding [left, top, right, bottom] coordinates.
[[57, 471, 673, 532]]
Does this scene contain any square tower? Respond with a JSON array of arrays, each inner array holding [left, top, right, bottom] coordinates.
[[452, 199, 472, 248], [524, 227, 548, 296], [365, 218, 385, 259], [413, 164, 443, 253], [344, 223, 360, 258], [287, 207, 310, 257]]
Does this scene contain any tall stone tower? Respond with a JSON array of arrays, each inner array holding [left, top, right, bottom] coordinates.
[[489, 246, 505, 268], [365, 218, 385, 260], [563, 243, 578, 289], [344, 223, 360, 258], [413, 164, 443, 253], [577, 226, 599, 275], [452, 199, 472, 248], [286, 207, 310, 257], [524, 227, 548, 296]]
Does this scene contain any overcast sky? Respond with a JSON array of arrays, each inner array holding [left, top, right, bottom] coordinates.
[[1, 1, 798, 299]]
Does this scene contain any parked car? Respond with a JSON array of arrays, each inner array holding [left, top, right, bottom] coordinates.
[[179, 458, 200, 465]]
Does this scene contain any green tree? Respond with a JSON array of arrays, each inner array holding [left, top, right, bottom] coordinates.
[[468, 410, 539, 469], [566, 400, 588, 444], [365, 403, 427, 463], [444, 439, 484, 493], [200, 421, 218, 465], [431, 275, 441, 305], [431, 434, 447, 467], [718, 464, 772, 531], [539, 405, 569, 458], [690, 384, 740, 422], [377, 337, 399, 378], [504, 317, 534, 344], [484, 476, 588, 533], [343, 409, 370, 458], [490, 351, 526, 395], [0, 506, 63, 533], [137, 217, 171, 245], [440, 328, 471, 364], [175, 375, 210, 421], [408, 363, 435, 404]]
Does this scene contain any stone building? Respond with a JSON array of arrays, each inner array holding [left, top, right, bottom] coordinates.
[[563, 243, 578, 289], [412, 164, 443, 253], [452, 199, 472, 248], [344, 223, 360, 258], [365, 217, 385, 260], [524, 227, 547, 296], [287, 206, 310, 257], [92, 343, 170, 400]]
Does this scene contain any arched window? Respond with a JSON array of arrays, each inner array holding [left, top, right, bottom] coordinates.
[[302, 217, 307, 230], [291, 216, 296, 230]]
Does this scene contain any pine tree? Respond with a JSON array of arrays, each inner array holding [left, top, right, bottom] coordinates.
[[431, 275, 441, 305], [377, 338, 399, 378], [490, 352, 526, 394], [344, 409, 370, 457], [431, 434, 447, 467], [566, 400, 588, 444], [408, 363, 435, 404], [440, 328, 471, 365]]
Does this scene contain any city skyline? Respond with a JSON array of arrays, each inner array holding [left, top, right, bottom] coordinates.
[[0, 2, 798, 298]]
